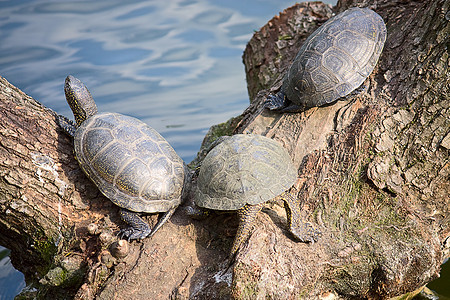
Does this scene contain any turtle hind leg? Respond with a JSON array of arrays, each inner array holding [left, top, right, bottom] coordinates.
[[282, 192, 321, 243], [231, 203, 264, 257], [119, 206, 178, 240], [119, 209, 152, 240]]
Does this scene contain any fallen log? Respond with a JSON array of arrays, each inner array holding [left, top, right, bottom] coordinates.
[[0, 0, 448, 299]]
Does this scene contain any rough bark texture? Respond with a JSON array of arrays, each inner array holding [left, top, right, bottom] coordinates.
[[0, 0, 448, 299], [234, 0, 449, 298]]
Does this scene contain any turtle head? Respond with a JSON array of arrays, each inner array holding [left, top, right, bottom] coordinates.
[[64, 75, 98, 126]]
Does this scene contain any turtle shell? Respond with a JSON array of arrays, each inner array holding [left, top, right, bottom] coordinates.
[[195, 134, 297, 211], [282, 7, 387, 110], [74, 112, 185, 213]]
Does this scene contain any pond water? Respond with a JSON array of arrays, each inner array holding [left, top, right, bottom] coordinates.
[[0, 247, 25, 299], [0, 0, 315, 162], [0, 1, 447, 299]]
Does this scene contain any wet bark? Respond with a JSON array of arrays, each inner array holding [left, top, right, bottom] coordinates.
[[0, 0, 448, 299]]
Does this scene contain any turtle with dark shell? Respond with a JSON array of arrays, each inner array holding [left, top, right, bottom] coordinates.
[[58, 75, 185, 240], [186, 134, 320, 256], [266, 7, 387, 112]]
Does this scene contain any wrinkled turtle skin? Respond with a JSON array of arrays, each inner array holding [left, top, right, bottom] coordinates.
[[187, 134, 320, 256], [58, 75, 185, 240], [266, 7, 387, 112]]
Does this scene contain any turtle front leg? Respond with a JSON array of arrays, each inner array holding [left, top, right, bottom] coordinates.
[[119, 209, 152, 240], [282, 192, 320, 243], [264, 91, 288, 111], [231, 203, 264, 257], [184, 195, 210, 220], [264, 91, 305, 113], [56, 114, 77, 137]]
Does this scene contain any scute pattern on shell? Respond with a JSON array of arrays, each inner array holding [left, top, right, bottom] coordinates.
[[74, 112, 185, 213], [195, 134, 297, 211], [282, 7, 387, 110]]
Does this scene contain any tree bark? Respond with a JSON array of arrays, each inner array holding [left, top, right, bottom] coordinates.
[[0, 0, 448, 299], [233, 0, 449, 298]]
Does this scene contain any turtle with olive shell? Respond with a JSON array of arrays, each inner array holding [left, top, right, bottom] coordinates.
[[186, 134, 320, 256], [266, 7, 387, 112], [58, 75, 186, 240]]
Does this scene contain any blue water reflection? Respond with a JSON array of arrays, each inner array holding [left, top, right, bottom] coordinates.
[[116, 5, 157, 20], [70, 40, 152, 65], [0, 246, 25, 299]]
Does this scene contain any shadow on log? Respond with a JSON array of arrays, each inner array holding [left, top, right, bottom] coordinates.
[[0, 0, 449, 299]]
